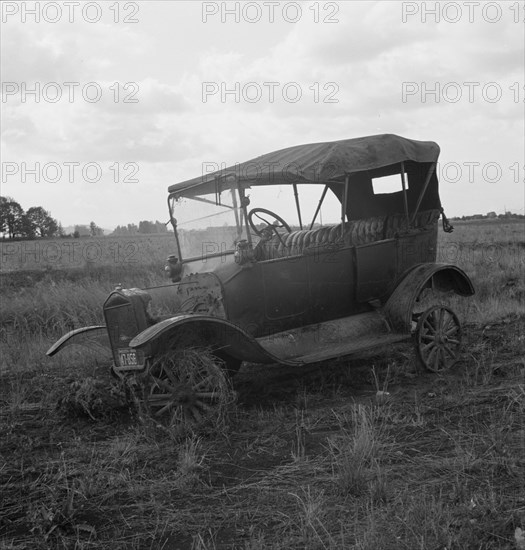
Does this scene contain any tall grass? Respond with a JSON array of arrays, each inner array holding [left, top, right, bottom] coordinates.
[[439, 220, 525, 323], [0, 265, 167, 335], [326, 405, 382, 496], [0, 265, 169, 373]]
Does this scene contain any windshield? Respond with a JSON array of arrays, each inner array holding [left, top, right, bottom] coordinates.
[[169, 179, 346, 261], [169, 179, 248, 260]]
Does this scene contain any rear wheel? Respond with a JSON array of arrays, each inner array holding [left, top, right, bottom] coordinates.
[[143, 347, 235, 431], [415, 305, 462, 373]]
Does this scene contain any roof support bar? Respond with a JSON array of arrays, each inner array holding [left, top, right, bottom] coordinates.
[[410, 162, 436, 226], [167, 194, 183, 262], [229, 179, 242, 238], [309, 184, 329, 230], [238, 185, 252, 246], [292, 183, 303, 230], [400, 162, 410, 228], [214, 176, 220, 205], [342, 175, 349, 232]]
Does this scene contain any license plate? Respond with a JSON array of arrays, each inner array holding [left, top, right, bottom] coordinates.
[[117, 348, 144, 370]]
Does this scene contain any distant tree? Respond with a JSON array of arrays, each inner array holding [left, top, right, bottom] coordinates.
[[139, 220, 158, 233], [24, 206, 58, 237], [0, 196, 24, 238], [155, 220, 168, 233], [111, 225, 124, 235], [74, 224, 91, 237], [111, 221, 168, 235], [73, 230, 80, 238], [20, 213, 37, 238], [137, 220, 169, 234], [89, 221, 103, 236], [0, 196, 6, 236]]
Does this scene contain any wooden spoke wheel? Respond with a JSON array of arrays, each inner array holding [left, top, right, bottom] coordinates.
[[415, 305, 462, 373], [144, 348, 235, 429]]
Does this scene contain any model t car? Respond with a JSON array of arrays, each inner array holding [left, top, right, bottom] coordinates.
[[48, 134, 474, 423]]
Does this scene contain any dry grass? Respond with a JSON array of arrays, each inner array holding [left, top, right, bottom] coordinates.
[[439, 220, 525, 324], [326, 405, 384, 496], [1, 349, 523, 548], [0, 219, 524, 548], [0, 234, 177, 273]]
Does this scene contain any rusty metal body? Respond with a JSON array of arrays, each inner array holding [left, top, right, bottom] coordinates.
[[47, 135, 474, 374]]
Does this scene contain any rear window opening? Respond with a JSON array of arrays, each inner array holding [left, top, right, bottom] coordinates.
[[372, 173, 408, 195]]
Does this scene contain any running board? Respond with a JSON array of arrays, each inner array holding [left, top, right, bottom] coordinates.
[[256, 312, 408, 365]]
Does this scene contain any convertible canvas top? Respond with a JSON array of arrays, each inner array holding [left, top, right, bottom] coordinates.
[[168, 134, 440, 195]]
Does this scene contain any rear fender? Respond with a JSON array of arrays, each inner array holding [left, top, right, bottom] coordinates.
[[129, 315, 287, 365], [383, 263, 475, 332], [46, 326, 111, 358]]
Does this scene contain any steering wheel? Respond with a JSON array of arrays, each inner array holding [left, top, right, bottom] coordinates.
[[247, 208, 292, 237]]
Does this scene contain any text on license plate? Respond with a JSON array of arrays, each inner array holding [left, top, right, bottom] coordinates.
[[118, 348, 142, 369]]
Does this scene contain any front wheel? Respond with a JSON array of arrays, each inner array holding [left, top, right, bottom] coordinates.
[[415, 305, 462, 373], [143, 348, 236, 431]]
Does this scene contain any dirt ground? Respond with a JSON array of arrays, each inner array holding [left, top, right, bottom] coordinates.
[[1, 316, 524, 549]]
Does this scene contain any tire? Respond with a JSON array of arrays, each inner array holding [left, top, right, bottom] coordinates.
[[143, 347, 236, 432], [415, 305, 462, 373]]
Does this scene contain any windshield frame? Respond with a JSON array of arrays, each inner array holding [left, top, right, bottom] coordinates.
[[168, 175, 249, 263]]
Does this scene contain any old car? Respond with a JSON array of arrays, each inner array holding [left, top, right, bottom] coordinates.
[[47, 134, 474, 424]]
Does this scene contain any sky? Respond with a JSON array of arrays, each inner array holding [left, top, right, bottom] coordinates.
[[1, 0, 524, 230]]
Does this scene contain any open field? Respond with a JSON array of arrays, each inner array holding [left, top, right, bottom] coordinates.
[[0, 234, 177, 273], [0, 226, 240, 273], [0, 220, 524, 549]]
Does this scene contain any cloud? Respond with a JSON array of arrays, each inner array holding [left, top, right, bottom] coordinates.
[[1, 1, 522, 225], [92, 78, 189, 115], [2, 21, 149, 83]]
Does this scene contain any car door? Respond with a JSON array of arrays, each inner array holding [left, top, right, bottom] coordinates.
[[260, 255, 309, 326], [354, 239, 397, 302], [306, 245, 356, 323]]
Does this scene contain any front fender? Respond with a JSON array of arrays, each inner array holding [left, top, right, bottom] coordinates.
[[129, 314, 289, 365], [383, 263, 475, 332], [46, 326, 112, 358]]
